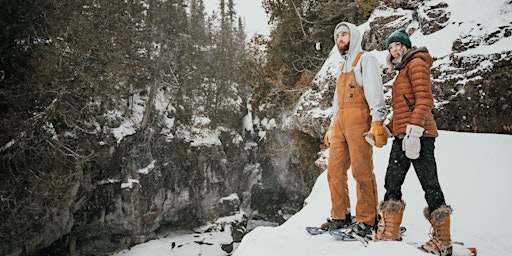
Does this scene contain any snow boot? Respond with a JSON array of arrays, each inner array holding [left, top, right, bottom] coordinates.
[[421, 205, 453, 256], [374, 199, 405, 241], [320, 213, 354, 231]]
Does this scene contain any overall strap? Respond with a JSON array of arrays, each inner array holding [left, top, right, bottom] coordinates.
[[351, 51, 366, 67], [341, 51, 367, 71]]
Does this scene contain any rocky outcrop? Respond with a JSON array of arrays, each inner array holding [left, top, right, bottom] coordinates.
[[432, 51, 512, 133], [1, 105, 321, 256], [418, 2, 450, 35]]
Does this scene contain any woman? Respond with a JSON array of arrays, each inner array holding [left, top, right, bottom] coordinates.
[[374, 28, 453, 256]]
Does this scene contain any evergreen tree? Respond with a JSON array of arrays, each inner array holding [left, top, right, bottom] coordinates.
[[0, 1, 148, 252], [253, 0, 376, 118]]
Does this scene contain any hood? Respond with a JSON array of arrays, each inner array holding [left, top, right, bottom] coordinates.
[[333, 22, 363, 63], [399, 46, 433, 69]]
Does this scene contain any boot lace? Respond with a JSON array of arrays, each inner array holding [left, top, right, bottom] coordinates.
[[374, 212, 401, 241], [423, 226, 452, 256]]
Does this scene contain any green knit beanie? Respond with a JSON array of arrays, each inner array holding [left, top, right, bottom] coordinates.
[[386, 28, 412, 49]]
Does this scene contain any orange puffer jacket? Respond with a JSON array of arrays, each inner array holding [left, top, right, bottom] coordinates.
[[388, 47, 439, 137]]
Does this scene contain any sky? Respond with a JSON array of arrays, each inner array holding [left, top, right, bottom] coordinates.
[[203, 0, 270, 37]]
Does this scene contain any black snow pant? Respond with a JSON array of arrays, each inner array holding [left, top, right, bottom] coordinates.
[[384, 137, 446, 214]]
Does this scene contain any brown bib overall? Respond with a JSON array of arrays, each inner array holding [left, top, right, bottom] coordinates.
[[327, 51, 378, 226]]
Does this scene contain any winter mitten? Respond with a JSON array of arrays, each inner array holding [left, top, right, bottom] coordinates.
[[402, 124, 424, 159], [324, 127, 334, 147]]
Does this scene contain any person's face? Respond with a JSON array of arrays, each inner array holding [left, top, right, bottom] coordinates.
[[336, 32, 350, 53], [388, 42, 402, 59]]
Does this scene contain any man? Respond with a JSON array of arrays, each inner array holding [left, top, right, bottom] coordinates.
[[321, 22, 388, 237]]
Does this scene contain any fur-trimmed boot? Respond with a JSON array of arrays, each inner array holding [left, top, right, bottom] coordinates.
[[373, 200, 406, 241], [421, 205, 453, 256]]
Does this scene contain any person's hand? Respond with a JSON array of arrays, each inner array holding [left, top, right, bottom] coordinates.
[[402, 124, 424, 159], [364, 121, 389, 147], [368, 121, 388, 148], [324, 127, 334, 147]]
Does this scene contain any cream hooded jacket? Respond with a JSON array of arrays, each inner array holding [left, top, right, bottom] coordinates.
[[329, 22, 387, 126]]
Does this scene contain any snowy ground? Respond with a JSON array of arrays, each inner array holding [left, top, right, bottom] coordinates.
[[233, 131, 512, 256], [112, 131, 512, 255]]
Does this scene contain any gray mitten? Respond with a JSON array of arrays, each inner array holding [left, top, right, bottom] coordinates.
[[402, 124, 424, 159]]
